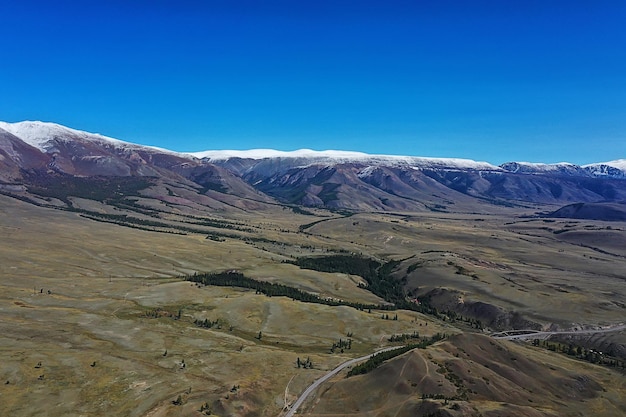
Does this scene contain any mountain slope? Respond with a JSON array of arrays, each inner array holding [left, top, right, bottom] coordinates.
[[0, 121, 280, 215], [1, 121, 625, 213]]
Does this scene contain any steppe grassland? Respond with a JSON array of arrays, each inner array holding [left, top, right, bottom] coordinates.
[[307, 212, 626, 327], [0, 196, 453, 416]]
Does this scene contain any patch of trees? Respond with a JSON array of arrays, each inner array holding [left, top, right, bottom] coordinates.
[[80, 212, 190, 234], [185, 271, 382, 311], [296, 357, 313, 368], [291, 255, 444, 317], [199, 402, 212, 415], [143, 307, 182, 319], [186, 256, 487, 332], [533, 339, 625, 369], [347, 333, 446, 377], [290, 206, 316, 216], [24, 174, 153, 206], [180, 217, 255, 233], [299, 218, 329, 231], [388, 332, 421, 343], [407, 261, 423, 273], [439, 309, 483, 330], [292, 254, 381, 281], [330, 338, 352, 353], [194, 318, 222, 329], [189, 255, 485, 331], [12, 173, 271, 238], [79, 211, 259, 241], [0, 191, 46, 207], [420, 393, 461, 402]]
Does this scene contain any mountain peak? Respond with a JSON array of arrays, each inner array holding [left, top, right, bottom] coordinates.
[[0, 120, 126, 152]]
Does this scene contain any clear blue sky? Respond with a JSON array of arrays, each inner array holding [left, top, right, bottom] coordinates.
[[1, 1, 625, 165]]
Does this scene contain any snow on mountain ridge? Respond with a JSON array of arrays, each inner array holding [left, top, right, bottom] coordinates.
[[189, 148, 370, 160], [0, 121, 126, 151], [506, 161, 577, 170], [0, 121, 179, 156], [191, 149, 500, 171], [582, 160, 626, 179], [499, 161, 584, 174], [1, 121, 623, 175], [583, 159, 626, 170]]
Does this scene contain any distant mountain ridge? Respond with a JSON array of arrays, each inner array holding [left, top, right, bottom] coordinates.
[[1, 121, 625, 212]]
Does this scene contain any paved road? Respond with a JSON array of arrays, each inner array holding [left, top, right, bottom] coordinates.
[[492, 324, 626, 341], [282, 346, 400, 417]]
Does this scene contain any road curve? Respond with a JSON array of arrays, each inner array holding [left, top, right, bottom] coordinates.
[[283, 324, 626, 416], [282, 346, 400, 417], [492, 324, 626, 341]]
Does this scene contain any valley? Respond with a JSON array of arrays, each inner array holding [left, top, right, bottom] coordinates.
[[0, 121, 625, 416], [1, 190, 625, 417]]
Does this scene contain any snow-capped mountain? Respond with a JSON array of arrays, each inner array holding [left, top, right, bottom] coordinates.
[[0, 121, 127, 152], [499, 161, 589, 177], [192, 148, 500, 171], [1, 120, 625, 212], [582, 160, 626, 179]]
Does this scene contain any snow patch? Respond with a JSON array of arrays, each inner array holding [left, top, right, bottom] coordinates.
[[357, 166, 378, 178]]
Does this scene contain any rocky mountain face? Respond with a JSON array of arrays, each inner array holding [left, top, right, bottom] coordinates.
[[1, 121, 625, 213], [203, 155, 626, 211]]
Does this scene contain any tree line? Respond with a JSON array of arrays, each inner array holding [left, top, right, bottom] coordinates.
[[185, 271, 383, 311], [290, 255, 450, 318], [347, 333, 446, 377], [186, 254, 487, 330]]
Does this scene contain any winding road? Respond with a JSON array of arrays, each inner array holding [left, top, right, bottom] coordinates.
[[282, 346, 400, 417], [491, 324, 626, 341], [281, 324, 626, 416]]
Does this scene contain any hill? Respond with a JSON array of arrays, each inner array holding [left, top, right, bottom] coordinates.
[[549, 202, 626, 221]]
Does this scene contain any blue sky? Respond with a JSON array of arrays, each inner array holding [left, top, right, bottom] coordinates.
[[1, 1, 624, 164]]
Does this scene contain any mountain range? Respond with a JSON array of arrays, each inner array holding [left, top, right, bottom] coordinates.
[[1, 120, 625, 213]]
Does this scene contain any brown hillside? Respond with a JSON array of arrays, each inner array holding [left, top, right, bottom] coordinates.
[[303, 333, 626, 417]]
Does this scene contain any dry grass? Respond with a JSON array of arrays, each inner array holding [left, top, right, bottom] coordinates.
[[1, 195, 626, 416], [304, 333, 626, 417]]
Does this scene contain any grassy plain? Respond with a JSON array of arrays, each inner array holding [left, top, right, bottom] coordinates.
[[1, 194, 625, 416]]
